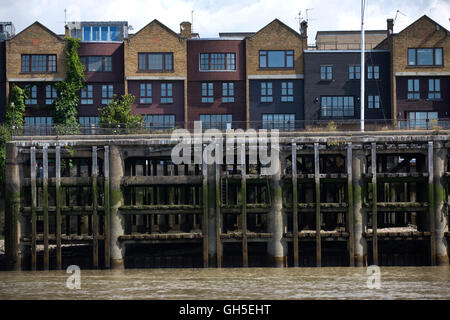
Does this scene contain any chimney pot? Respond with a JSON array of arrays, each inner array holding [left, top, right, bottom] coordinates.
[[180, 21, 192, 38], [387, 19, 394, 37]]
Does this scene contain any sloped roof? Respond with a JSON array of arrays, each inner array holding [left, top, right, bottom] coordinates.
[[129, 19, 180, 40], [10, 21, 65, 42], [249, 19, 301, 39]]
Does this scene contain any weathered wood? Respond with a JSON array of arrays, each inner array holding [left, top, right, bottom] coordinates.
[[30, 147, 37, 271], [216, 161, 222, 268], [347, 143, 355, 267], [428, 141, 436, 266], [371, 142, 378, 265], [92, 146, 99, 268], [43, 146, 49, 270], [292, 143, 299, 267], [202, 145, 209, 268], [55, 146, 62, 270], [314, 143, 321, 267], [104, 146, 111, 268], [241, 143, 248, 267]]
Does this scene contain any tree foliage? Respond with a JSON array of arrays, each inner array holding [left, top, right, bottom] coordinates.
[[53, 37, 85, 129], [5, 84, 26, 127], [98, 94, 144, 130]]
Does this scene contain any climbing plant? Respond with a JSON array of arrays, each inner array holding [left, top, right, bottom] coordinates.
[[5, 84, 26, 127], [98, 94, 144, 133], [53, 37, 85, 133]]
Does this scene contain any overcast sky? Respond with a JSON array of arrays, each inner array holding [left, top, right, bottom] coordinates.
[[1, 0, 449, 44]]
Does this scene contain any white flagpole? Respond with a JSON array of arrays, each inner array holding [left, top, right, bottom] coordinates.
[[360, 0, 365, 132]]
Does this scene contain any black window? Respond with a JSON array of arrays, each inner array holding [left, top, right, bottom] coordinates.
[[45, 85, 57, 105], [138, 53, 173, 72], [259, 50, 294, 68], [321, 96, 355, 117], [407, 79, 420, 100], [320, 65, 332, 80], [144, 115, 175, 129], [202, 83, 214, 103], [139, 83, 152, 104], [368, 95, 380, 109], [21, 54, 57, 73], [428, 79, 441, 100], [408, 48, 443, 66], [349, 65, 361, 80], [161, 83, 173, 104], [25, 85, 37, 105], [262, 114, 295, 131], [260, 82, 273, 103], [200, 114, 232, 130], [222, 82, 234, 103], [200, 53, 236, 71], [368, 65, 380, 79], [81, 85, 93, 105], [281, 82, 294, 102]]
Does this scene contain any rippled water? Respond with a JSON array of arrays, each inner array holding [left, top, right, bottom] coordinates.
[[0, 267, 449, 300]]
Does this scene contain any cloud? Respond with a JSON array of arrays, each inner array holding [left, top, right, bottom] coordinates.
[[0, 0, 448, 43]]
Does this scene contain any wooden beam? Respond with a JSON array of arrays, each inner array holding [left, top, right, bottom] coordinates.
[[314, 143, 321, 267], [43, 146, 49, 271], [30, 147, 37, 271], [292, 143, 299, 267], [241, 143, 248, 267], [104, 146, 111, 268], [371, 142, 378, 265], [55, 146, 62, 270], [428, 141, 436, 266], [347, 143, 355, 267], [92, 146, 99, 268], [202, 145, 209, 268], [215, 160, 222, 268]]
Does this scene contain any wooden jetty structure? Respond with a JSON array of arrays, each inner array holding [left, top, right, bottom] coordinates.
[[3, 130, 449, 270]]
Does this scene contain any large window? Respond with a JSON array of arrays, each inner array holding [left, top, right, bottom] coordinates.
[[25, 85, 37, 105], [138, 53, 173, 72], [368, 65, 380, 79], [407, 79, 420, 100], [408, 48, 443, 66], [144, 115, 175, 129], [428, 79, 441, 100], [262, 114, 295, 131], [408, 112, 438, 129], [45, 85, 57, 105], [102, 84, 114, 104], [140, 83, 152, 104], [161, 83, 173, 104], [281, 82, 294, 102], [368, 95, 380, 109], [200, 53, 236, 71], [24, 117, 53, 135], [349, 65, 361, 80], [200, 114, 232, 130], [83, 25, 119, 41], [320, 65, 333, 80], [321, 96, 355, 117], [21, 55, 56, 73], [81, 85, 93, 104], [80, 56, 112, 72], [222, 82, 234, 103], [79, 117, 99, 128], [259, 50, 294, 68], [202, 83, 214, 103], [260, 82, 273, 103]]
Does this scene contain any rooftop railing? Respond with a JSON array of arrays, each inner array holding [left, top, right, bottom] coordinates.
[[10, 119, 450, 137]]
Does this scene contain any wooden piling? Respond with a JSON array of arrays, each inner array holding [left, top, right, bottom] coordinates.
[[104, 146, 111, 268], [92, 146, 99, 268], [371, 143, 378, 265], [30, 147, 37, 270], [314, 143, 321, 267], [428, 141, 436, 266], [241, 143, 248, 267], [347, 143, 355, 267], [202, 145, 209, 268], [43, 146, 49, 270], [55, 146, 62, 270], [216, 160, 222, 268], [292, 143, 299, 267]]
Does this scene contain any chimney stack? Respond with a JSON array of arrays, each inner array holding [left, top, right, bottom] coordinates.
[[387, 19, 394, 37], [64, 24, 70, 38], [180, 21, 192, 38], [300, 20, 308, 38]]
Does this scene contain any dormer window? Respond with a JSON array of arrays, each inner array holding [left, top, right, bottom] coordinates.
[[259, 50, 294, 69]]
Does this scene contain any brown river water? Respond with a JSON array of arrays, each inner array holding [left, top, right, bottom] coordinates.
[[0, 267, 449, 300]]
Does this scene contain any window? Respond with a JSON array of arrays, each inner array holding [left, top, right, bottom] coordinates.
[[262, 114, 295, 131], [102, 84, 114, 104], [200, 114, 232, 130], [144, 115, 175, 129], [81, 85, 93, 104], [45, 85, 57, 105], [138, 53, 173, 72], [260, 82, 273, 103], [110, 26, 118, 41], [408, 48, 443, 66], [428, 79, 441, 100], [21, 55, 56, 73], [139, 83, 152, 104], [222, 82, 234, 103], [83, 25, 119, 41], [24, 117, 53, 135], [79, 117, 99, 127], [407, 79, 420, 100], [82, 56, 112, 72], [368, 65, 380, 79], [83, 26, 91, 41], [259, 50, 294, 68], [349, 65, 361, 80], [368, 95, 380, 109], [281, 82, 294, 102], [101, 27, 108, 41], [161, 83, 173, 104], [25, 85, 37, 105], [199, 53, 236, 71], [92, 26, 100, 41], [321, 96, 355, 117], [320, 65, 333, 80], [408, 112, 438, 129], [202, 83, 214, 103]]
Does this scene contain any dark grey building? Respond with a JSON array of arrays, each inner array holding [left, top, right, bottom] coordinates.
[[249, 78, 304, 130], [304, 50, 391, 122]]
